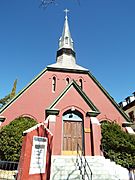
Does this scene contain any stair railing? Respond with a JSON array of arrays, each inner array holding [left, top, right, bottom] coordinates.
[[76, 143, 92, 180]]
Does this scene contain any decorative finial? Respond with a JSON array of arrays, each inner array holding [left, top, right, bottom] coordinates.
[[64, 9, 69, 19]]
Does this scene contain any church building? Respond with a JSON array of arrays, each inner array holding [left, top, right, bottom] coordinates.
[[0, 10, 132, 180]]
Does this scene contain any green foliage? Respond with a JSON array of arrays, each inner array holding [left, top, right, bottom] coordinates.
[[0, 94, 10, 107], [0, 79, 17, 108], [0, 117, 37, 161], [101, 121, 135, 168]]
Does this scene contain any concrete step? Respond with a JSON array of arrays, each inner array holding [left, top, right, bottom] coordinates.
[[50, 169, 81, 180], [50, 155, 129, 180]]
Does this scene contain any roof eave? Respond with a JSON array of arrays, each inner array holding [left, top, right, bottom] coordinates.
[[0, 68, 48, 114], [47, 66, 89, 74], [87, 71, 131, 122]]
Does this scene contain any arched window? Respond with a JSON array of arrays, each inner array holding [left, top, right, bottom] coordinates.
[[52, 76, 56, 92], [65, 37, 68, 44], [66, 77, 70, 85], [63, 109, 83, 121], [79, 79, 83, 89]]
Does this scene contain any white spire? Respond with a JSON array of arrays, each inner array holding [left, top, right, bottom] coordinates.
[[59, 9, 74, 50], [47, 9, 88, 71]]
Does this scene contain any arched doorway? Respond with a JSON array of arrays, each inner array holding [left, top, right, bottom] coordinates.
[[62, 110, 84, 155]]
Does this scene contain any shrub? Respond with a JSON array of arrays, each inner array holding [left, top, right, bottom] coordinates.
[[0, 117, 37, 161], [101, 121, 135, 168]]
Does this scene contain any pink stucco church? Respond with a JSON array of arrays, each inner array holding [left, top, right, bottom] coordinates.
[[0, 10, 131, 180]]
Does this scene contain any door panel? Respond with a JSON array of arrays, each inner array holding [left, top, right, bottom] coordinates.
[[63, 121, 82, 152]]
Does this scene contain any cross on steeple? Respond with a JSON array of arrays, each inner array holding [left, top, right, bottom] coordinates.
[[64, 9, 69, 18], [58, 8, 73, 51], [47, 9, 88, 71]]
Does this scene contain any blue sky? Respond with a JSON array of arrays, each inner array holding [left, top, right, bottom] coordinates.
[[0, 0, 135, 103]]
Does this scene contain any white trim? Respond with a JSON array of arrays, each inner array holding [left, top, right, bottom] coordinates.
[[0, 116, 5, 118], [91, 117, 100, 125], [48, 115, 56, 123], [23, 123, 53, 136], [125, 127, 135, 134]]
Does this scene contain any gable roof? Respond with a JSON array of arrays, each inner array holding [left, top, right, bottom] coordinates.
[[47, 80, 100, 116], [87, 72, 131, 122], [47, 67, 131, 122], [0, 68, 47, 113], [0, 66, 130, 122]]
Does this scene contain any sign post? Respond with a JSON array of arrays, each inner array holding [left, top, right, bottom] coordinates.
[[17, 123, 53, 180]]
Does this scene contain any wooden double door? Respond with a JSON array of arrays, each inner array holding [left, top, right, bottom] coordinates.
[[63, 121, 83, 155]]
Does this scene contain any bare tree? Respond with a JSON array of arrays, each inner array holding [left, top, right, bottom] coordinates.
[[39, 0, 57, 9], [39, 0, 80, 9]]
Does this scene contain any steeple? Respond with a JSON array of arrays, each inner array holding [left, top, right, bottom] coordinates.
[[56, 8, 76, 65], [47, 9, 88, 72], [59, 9, 74, 51]]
